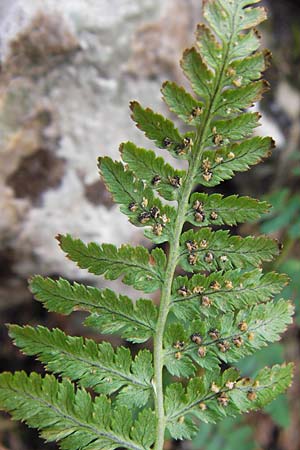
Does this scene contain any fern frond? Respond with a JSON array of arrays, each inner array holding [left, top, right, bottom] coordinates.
[[214, 80, 269, 117], [57, 234, 165, 293], [98, 156, 176, 243], [0, 371, 155, 450], [164, 300, 294, 374], [195, 23, 222, 69], [226, 51, 269, 86], [9, 325, 153, 407], [0, 1, 294, 449], [130, 101, 190, 160], [179, 228, 279, 272], [186, 193, 269, 227], [181, 47, 214, 100], [196, 137, 274, 187], [231, 28, 262, 60], [120, 142, 186, 201], [203, 0, 267, 40], [165, 363, 293, 440], [171, 269, 289, 320], [161, 81, 203, 126], [207, 113, 261, 147], [29, 276, 157, 343]]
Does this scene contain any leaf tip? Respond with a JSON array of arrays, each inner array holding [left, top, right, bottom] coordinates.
[[263, 49, 273, 68], [129, 100, 139, 112], [97, 156, 103, 170], [55, 233, 63, 245]]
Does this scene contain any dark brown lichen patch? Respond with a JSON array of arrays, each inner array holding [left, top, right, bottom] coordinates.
[[7, 149, 65, 205], [4, 12, 79, 77], [84, 180, 114, 208], [126, 0, 200, 79]]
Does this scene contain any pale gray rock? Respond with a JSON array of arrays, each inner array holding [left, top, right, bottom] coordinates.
[[276, 81, 300, 120], [0, 0, 200, 293]]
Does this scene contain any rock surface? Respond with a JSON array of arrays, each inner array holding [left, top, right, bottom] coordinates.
[[0, 0, 200, 290]]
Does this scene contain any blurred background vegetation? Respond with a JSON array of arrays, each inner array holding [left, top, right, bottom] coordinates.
[[0, 0, 299, 449]]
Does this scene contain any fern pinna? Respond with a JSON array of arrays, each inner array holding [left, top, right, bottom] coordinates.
[[0, 1, 294, 449]]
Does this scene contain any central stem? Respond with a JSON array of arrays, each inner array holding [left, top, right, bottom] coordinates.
[[152, 17, 237, 448], [152, 171, 194, 450], [152, 102, 217, 449], [152, 126, 211, 450]]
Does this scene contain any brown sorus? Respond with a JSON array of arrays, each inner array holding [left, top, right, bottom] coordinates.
[[190, 333, 203, 345]]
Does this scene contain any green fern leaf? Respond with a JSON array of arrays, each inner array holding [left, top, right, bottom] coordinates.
[[165, 363, 293, 439], [196, 137, 274, 187], [237, 3, 267, 30], [9, 325, 153, 407], [29, 276, 157, 343], [230, 28, 261, 60], [131, 409, 157, 449], [186, 193, 269, 227], [0, 372, 155, 450], [130, 101, 190, 159], [120, 141, 186, 201], [161, 81, 203, 126], [226, 52, 269, 86], [181, 48, 214, 100], [179, 228, 279, 272], [208, 112, 261, 143], [164, 300, 293, 372], [214, 80, 268, 117], [202, 0, 233, 40], [195, 23, 222, 70], [203, 0, 267, 41], [98, 156, 176, 243], [57, 234, 165, 292], [163, 323, 197, 378], [171, 269, 289, 320]]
